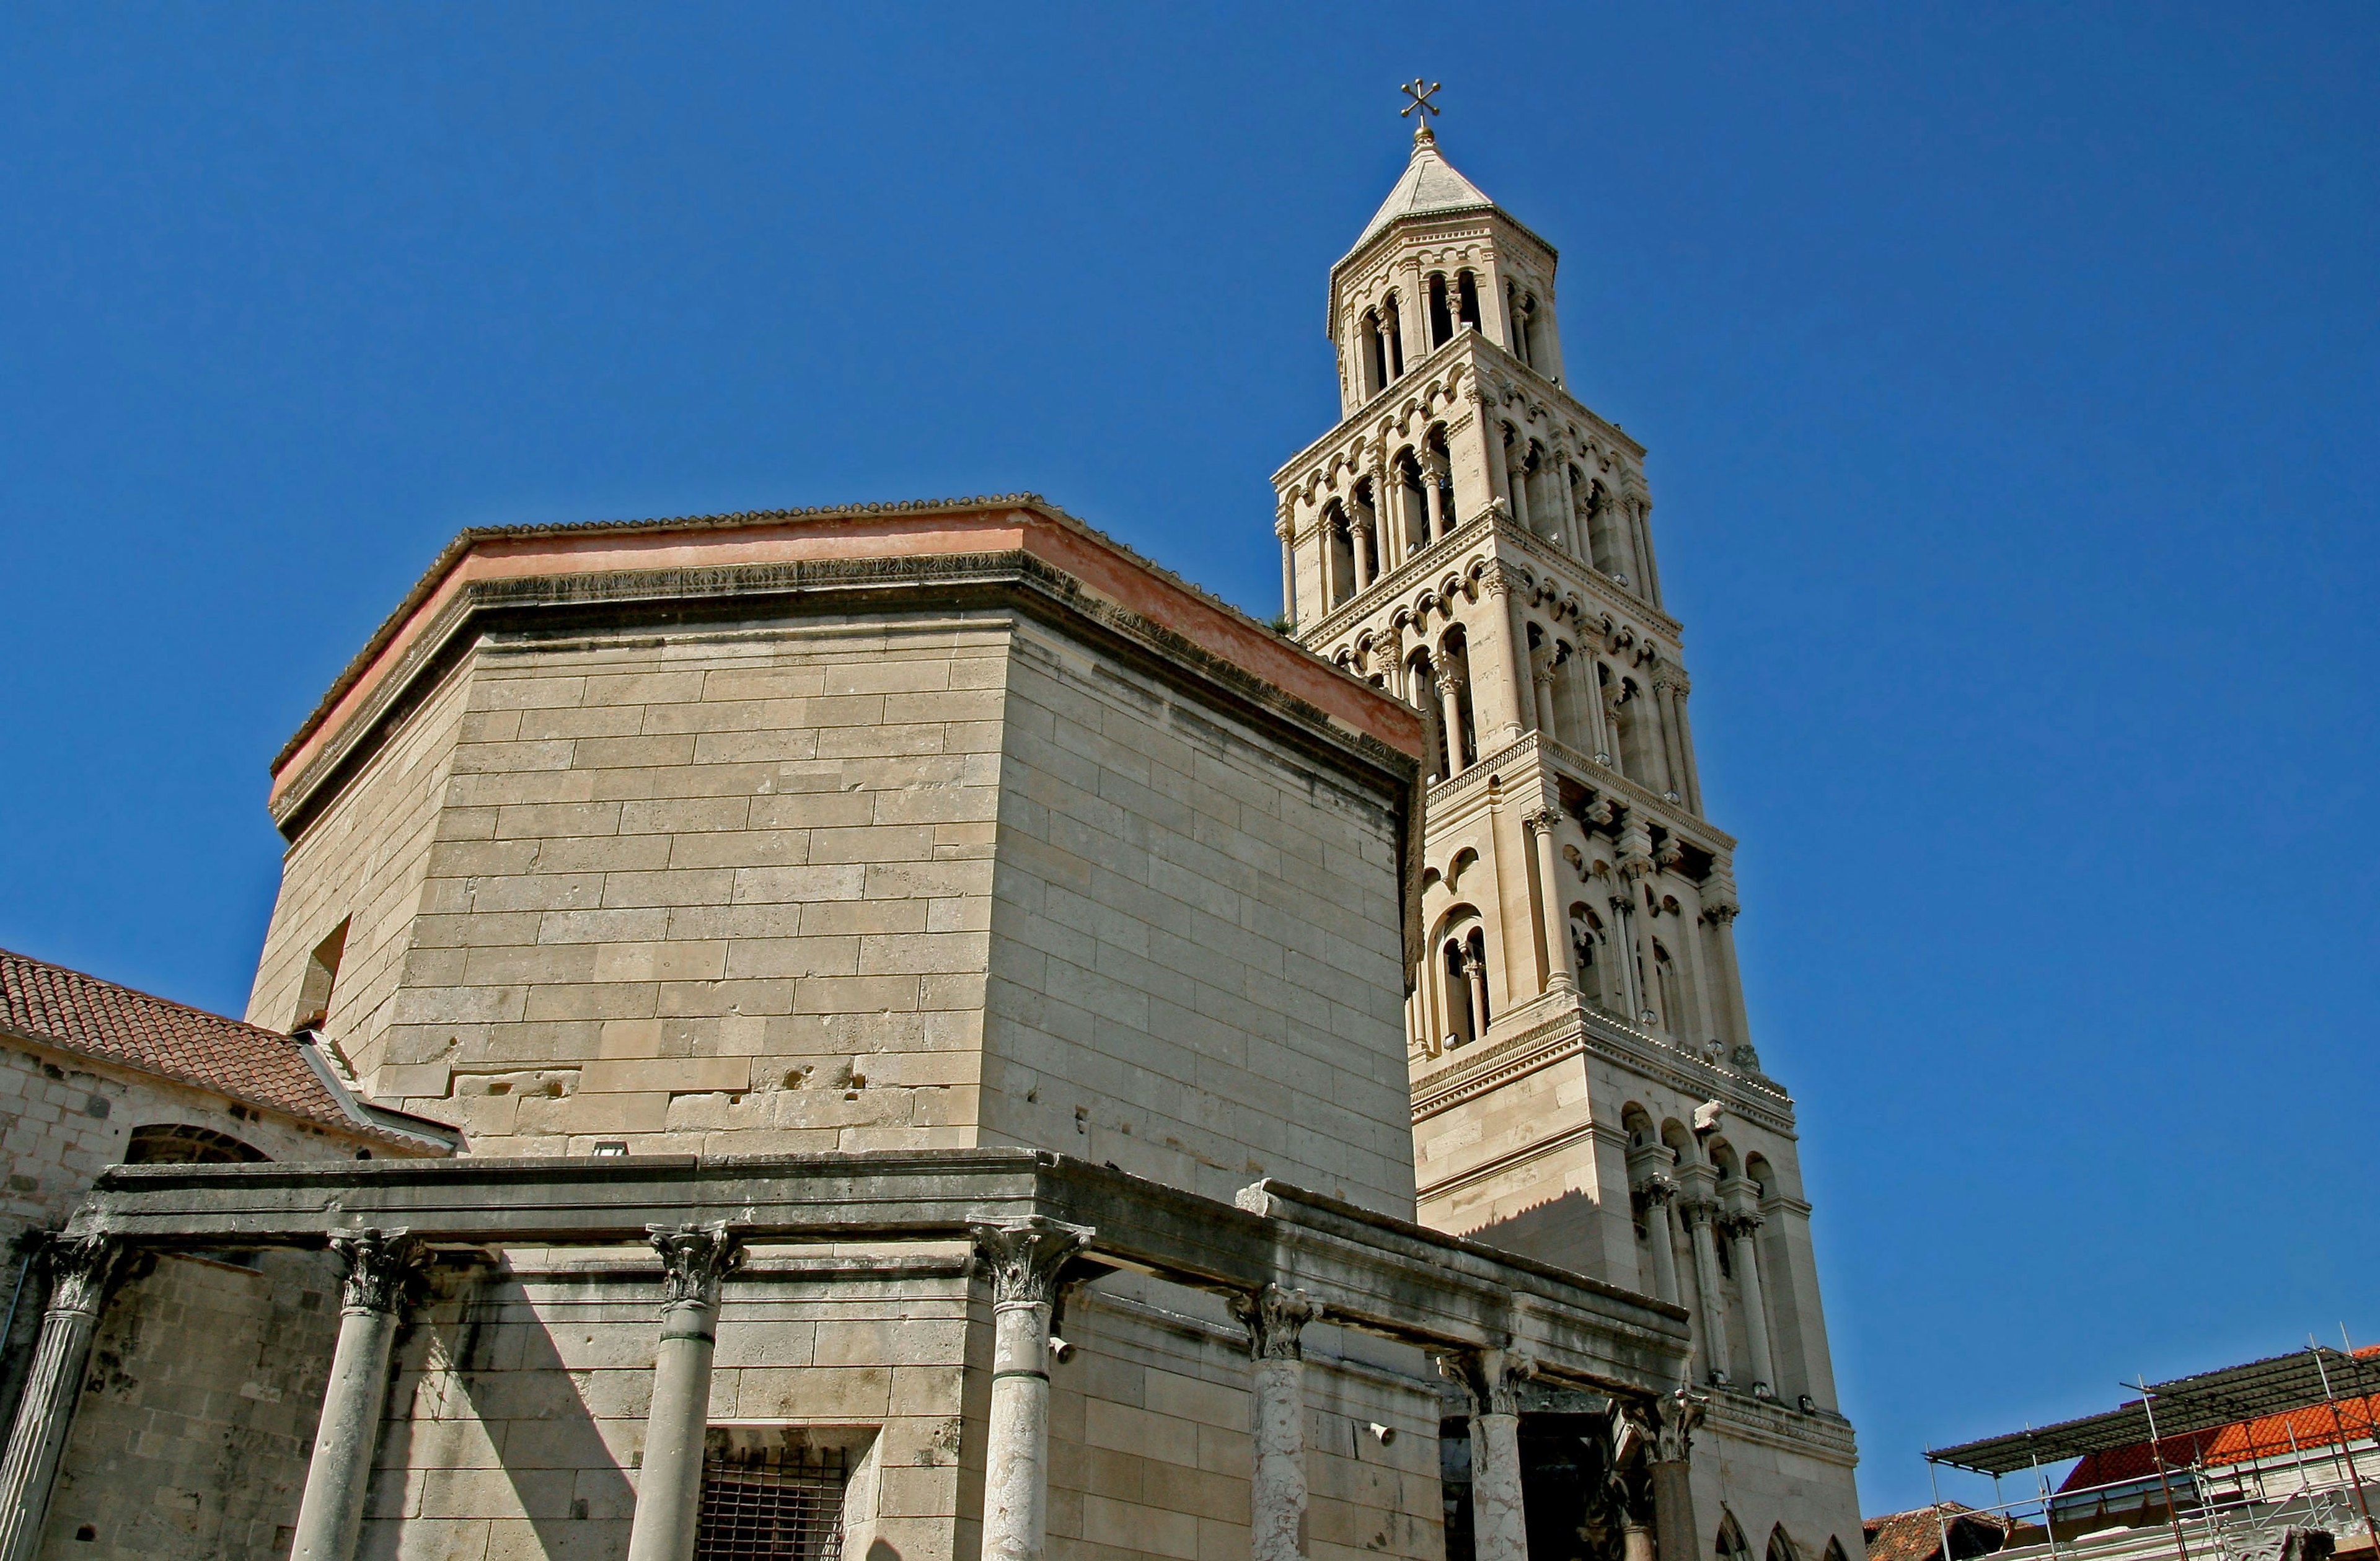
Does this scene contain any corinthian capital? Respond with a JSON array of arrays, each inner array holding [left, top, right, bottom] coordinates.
[[330, 1228, 429, 1316], [1228, 1283, 1321, 1361], [1442, 1347, 1538, 1416], [1678, 1198, 1721, 1229], [971, 1217, 1093, 1306], [1633, 1173, 1680, 1210], [648, 1223, 744, 1310], [1652, 1385, 1708, 1463], [1717, 1211, 1765, 1241], [1523, 806, 1562, 838], [41, 1233, 128, 1319]]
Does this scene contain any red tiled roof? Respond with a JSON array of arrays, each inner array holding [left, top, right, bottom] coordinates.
[[0, 946, 435, 1151], [1864, 1504, 2016, 1561], [2065, 1353, 2380, 1490]]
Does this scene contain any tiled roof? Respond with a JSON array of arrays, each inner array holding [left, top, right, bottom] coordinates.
[[0, 946, 441, 1151], [1863, 1505, 2017, 1561], [2065, 1361, 2380, 1489]]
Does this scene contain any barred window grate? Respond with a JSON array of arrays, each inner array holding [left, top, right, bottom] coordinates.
[[694, 1446, 848, 1561]]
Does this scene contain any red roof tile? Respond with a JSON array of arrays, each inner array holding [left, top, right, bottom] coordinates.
[[2065, 1353, 2380, 1490], [1864, 1504, 2017, 1561], [0, 946, 442, 1152]]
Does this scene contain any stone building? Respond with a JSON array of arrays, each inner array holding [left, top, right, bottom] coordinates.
[[1269, 124, 1862, 1557], [0, 124, 1865, 1561]]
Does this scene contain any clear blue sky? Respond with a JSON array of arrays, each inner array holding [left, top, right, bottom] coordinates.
[[2, 2, 2373, 1517]]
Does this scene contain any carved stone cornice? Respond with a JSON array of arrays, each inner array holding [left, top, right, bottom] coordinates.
[[971, 1216, 1093, 1306], [1228, 1283, 1321, 1360], [1422, 730, 1737, 856], [330, 1228, 429, 1316]]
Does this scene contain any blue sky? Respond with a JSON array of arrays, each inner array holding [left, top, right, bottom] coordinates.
[[2, 2, 2374, 1516]]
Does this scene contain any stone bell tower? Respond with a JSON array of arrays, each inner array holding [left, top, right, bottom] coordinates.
[[1269, 114, 1867, 1558]]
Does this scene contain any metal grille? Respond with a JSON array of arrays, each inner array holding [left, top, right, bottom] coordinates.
[[694, 1446, 847, 1561]]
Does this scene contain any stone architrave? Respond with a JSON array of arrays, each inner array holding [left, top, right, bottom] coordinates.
[[0, 1234, 127, 1561], [1228, 1285, 1321, 1561], [625, 1223, 744, 1561], [289, 1228, 429, 1561], [973, 1218, 1093, 1561]]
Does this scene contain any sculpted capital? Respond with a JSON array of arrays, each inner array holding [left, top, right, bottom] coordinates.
[[1523, 806, 1562, 838], [1441, 1347, 1538, 1416], [1228, 1283, 1321, 1361], [1652, 1386, 1709, 1463], [41, 1233, 128, 1319], [971, 1217, 1093, 1306], [1717, 1211, 1765, 1241], [648, 1222, 744, 1310], [1633, 1174, 1679, 1210], [330, 1228, 429, 1316]]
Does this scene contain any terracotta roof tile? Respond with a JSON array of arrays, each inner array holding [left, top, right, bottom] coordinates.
[[1864, 1505, 2017, 1561], [0, 946, 439, 1151]]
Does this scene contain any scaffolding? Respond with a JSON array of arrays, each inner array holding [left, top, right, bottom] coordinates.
[[1916, 1343, 2380, 1561]]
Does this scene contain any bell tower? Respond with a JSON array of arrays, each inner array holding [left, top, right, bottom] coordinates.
[[1270, 109, 1865, 1551]]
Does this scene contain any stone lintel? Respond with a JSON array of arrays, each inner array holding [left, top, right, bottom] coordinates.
[[73, 1147, 1690, 1397]]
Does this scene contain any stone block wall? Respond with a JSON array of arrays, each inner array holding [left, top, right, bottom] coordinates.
[[39, 1248, 345, 1561], [981, 618, 1414, 1213]]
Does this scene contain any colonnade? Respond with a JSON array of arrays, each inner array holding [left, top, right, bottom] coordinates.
[[1630, 1174, 1781, 1397], [0, 1218, 1703, 1561]]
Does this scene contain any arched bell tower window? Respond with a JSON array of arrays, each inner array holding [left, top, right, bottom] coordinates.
[[1455, 270, 1482, 334], [1427, 274, 1454, 349], [1361, 309, 1390, 398]]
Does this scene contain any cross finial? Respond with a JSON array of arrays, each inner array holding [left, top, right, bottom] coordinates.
[[1399, 79, 1442, 141]]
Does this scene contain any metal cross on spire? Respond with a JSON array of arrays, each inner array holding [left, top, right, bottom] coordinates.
[[1399, 79, 1442, 128]]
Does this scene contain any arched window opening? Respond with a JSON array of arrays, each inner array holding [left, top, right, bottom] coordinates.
[[1717, 1514, 1755, 1561], [1349, 480, 1380, 587], [1455, 270, 1482, 333], [1653, 939, 1683, 1035], [1412, 653, 1453, 781], [1427, 274, 1454, 348], [1362, 309, 1389, 398], [125, 1123, 268, 1166], [1769, 1526, 1807, 1561], [1323, 501, 1355, 609], [1501, 425, 1529, 527], [1424, 425, 1457, 538], [1383, 295, 1406, 379], [1569, 905, 1604, 1003], [1397, 451, 1429, 554], [1440, 631, 1479, 771], [1745, 1154, 1775, 1201], [1566, 465, 1591, 562], [1438, 912, 1490, 1049], [1823, 1539, 1851, 1561], [1465, 926, 1491, 1037], [1508, 284, 1536, 368]]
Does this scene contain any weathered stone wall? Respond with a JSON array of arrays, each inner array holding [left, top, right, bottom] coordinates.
[[981, 617, 1414, 1214], [1049, 1277, 1443, 1561], [38, 1247, 345, 1561], [359, 1250, 977, 1561], [317, 615, 1013, 1153], [245, 659, 476, 1073]]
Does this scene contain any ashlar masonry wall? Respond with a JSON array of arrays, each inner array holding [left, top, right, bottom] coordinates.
[[980, 616, 1415, 1213]]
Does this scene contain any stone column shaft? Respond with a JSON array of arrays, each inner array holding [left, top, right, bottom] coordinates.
[[1636, 1180, 1683, 1307], [1463, 953, 1490, 1043], [1648, 1389, 1706, 1561], [0, 1237, 122, 1561], [1232, 1286, 1318, 1561], [1724, 1215, 1776, 1392], [1682, 1203, 1730, 1385], [1437, 674, 1468, 778], [1275, 516, 1296, 625], [291, 1231, 427, 1561], [1527, 811, 1574, 996], [1709, 905, 1752, 1049], [976, 1220, 1091, 1561], [626, 1224, 743, 1561], [1452, 1350, 1533, 1561]]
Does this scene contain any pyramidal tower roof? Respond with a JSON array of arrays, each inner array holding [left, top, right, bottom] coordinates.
[[1351, 126, 1497, 250]]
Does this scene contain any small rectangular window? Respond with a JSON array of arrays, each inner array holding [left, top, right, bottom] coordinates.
[[695, 1446, 847, 1561], [291, 918, 350, 1033]]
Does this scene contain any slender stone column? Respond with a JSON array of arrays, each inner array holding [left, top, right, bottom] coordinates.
[[1721, 1213, 1776, 1395], [1680, 1201, 1730, 1386], [290, 1229, 428, 1561], [0, 1235, 125, 1561], [626, 1223, 744, 1561], [1624, 1523, 1658, 1561], [1633, 1176, 1683, 1307], [1230, 1285, 1320, 1561], [1354, 510, 1377, 591], [1610, 896, 1646, 1021], [1437, 672, 1469, 777], [1473, 566, 1530, 750], [1424, 453, 1450, 542], [1274, 511, 1296, 625], [1463, 951, 1490, 1044], [1647, 1388, 1707, 1561], [1531, 664, 1559, 736], [1525, 809, 1574, 996], [1580, 661, 1611, 762], [1447, 1349, 1534, 1561], [974, 1218, 1093, 1561]]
